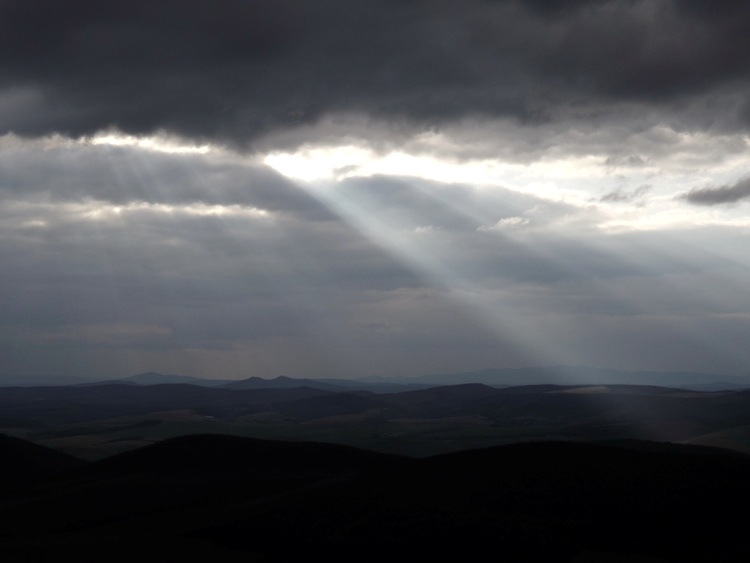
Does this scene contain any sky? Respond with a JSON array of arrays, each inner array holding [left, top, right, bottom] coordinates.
[[2, 0, 750, 380]]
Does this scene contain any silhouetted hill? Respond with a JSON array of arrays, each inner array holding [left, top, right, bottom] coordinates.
[[0, 434, 84, 494], [400, 365, 750, 390], [6, 382, 750, 462], [5, 366, 749, 391], [599, 438, 750, 458], [1, 434, 749, 561], [115, 372, 232, 386], [82, 433, 406, 476], [221, 375, 435, 393], [221, 375, 348, 391], [0, 434, 407, 561], [201, 439, 750, 562]]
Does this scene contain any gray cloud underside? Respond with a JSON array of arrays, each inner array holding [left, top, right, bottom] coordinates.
[[2, 0, 750, 145], [683, 177, 750, 205], [3, 142, 750, 377], [0, 140, 337, 219]]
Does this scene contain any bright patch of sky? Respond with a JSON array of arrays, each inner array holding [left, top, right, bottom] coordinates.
[[263, 124, 750, 233], [88, 132, 212, 155]]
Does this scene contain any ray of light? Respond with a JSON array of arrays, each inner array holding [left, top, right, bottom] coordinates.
[[288, 177, 560, 369], [264, 140, 750, 445]]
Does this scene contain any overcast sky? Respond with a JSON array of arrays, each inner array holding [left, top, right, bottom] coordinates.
[[2, 0, 750, 380]]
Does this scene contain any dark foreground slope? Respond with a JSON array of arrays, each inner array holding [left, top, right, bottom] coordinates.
[[202, 440, 750, 562], [0, 434, 405, 539], [0, 433, 85, 494], [1, 434, 749, 562]]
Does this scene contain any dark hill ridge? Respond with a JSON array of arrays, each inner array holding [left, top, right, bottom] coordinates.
[[6, 366, 749, 390], [1, 434, 749, 562], [221, 375, 349, 392], [0, 383, 329, 425], [5, 382, 750, 460], [118, 372, 222, 385], [0, 433, 84, 494], [404, 365, 750, 389], [80, 433, 406, 476], [201, 439, 750, 562], [0, 434, 408, 547]]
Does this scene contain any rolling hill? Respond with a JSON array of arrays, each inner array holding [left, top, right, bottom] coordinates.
[[1, 434, 748, 562]]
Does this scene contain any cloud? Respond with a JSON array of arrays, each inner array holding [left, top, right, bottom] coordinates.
[[4, 3, 750, 380], [682, 177, 750, 205], [3, 1, 750, 146], [0, 135, 339, 221], [600, 185, 651, 203], [2, 137, 750, 378], [604, 155, 648, 168], [478, 216, 531, 231]]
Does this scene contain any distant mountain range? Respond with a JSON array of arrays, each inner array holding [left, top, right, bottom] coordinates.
[[386, 365, 750, 391], [2, 365, 749, 390]]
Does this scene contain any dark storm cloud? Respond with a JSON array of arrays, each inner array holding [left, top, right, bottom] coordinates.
[[682, 177, 750, 205], [3, 0, 750, 145]]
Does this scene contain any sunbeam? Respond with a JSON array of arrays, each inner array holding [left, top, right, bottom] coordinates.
[[4, 121, 750, 379]]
